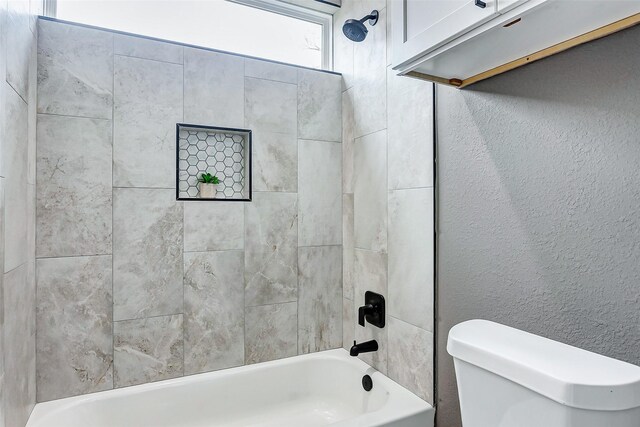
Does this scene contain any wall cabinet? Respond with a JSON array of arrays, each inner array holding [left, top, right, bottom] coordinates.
[[390, 0, 497, 68], [391, 0, 640, 87], [497, 0, 528, 12], [394, 0, 498, 66]]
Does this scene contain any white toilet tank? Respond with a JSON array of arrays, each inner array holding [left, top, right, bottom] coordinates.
[[447, 320, 640, 427]]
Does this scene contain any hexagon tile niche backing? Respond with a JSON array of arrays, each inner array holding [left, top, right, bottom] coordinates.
[[176, 124, 252, 201]]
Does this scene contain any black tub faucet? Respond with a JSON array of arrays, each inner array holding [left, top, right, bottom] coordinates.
[[350, 340, 379, 356]]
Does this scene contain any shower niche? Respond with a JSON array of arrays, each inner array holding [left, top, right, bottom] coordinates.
[[176, 123, 252, 201]]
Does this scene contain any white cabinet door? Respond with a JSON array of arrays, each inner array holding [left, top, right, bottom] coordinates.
[[497, 0, 529, 12], [392, 0, 498, 69]]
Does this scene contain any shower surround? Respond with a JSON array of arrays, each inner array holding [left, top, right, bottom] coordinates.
[[35, 18, 342, 402], [334, 0, 435, 403]]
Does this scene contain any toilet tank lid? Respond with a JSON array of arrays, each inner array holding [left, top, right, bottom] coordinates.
[[447, 319, 640, 411]]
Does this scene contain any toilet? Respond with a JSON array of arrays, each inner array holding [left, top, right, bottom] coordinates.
[[447, 320, 640, 427]]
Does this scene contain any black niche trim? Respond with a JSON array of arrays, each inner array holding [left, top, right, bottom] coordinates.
[[175, 123, 252, 202]]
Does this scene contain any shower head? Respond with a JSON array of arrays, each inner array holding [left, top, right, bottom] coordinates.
[[342, 10, 379, 42]]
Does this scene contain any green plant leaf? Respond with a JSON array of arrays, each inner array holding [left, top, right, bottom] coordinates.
[[199, 172, 218, 184]]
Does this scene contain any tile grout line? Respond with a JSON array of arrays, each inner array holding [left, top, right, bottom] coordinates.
[[242, 57, 247, 365], [113, 52, 183, 66], [181, 46, 186, 377], [243, 73, 298, 86], [36, 111, 111, 121], [113, 311, 185, 324], [389, 185, 436, 192], [295, 69, 300, 357], [387, 313, 435, 335], [111, 31, 116, 390], [385, 21, 390, 374], [245, 75, 298, 88], [35, 253, 112, 260], [31, 20, 40, 400]]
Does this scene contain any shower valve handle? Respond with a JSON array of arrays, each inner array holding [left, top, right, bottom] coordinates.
[[358, 304, 375, 327], [357, 291, 385, 328]]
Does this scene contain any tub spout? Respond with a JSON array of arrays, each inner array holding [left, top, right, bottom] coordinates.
[[350, 340, 378, 356]]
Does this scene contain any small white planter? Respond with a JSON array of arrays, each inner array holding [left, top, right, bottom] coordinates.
[[199, 183, 218, 199]]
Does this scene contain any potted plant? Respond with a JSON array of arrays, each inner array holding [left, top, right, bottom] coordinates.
[[198, 172, 220, 198]]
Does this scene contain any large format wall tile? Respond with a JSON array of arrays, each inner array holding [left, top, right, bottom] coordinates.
[[26, 182, 35, 269], [354, 129, 387, 252], [184, 48, 244, 128], [113, 314, 183, 387], [36, 114, 112, 258], [245, 77, 297, 134], [332, 1, 354, 91], [29, 0, 42, 31], [114, 34, 183, 64], [3, 84, 28, 272], [343, 297, 354, 351], [183, 201, 244, 252], [0, 178, 3, 255], [353, 7, 387, 138], [184, 251, 244, 375], [385, 0, 393, 66], [0, 8, 6, 178], [297, 69, 342, 142], [0, 178, 4, 426], [22, 181, 31, 269], [245, 58, 298, 84], [113, 188, 183, 321], [36, 255, 113, 401], [343, 193, 354, 300], [113, 55, 182, 188], [245, 302, 297, 364], [342, 88, 355, 193], [388, 316, 433, 403], [37, 20, 113, 119], [6, 0, 31, 100], [253, 131, 297, 192], [387, 68, 434, 190], [388, 188, 434, 331], [298, 140, 342, 246], [3, 264, 36, 427], [298, 246, 342, 353], [245, 192, 298, 306], [353, 248, 388, 373], [354, 248, 387, 305], [27, 34, 37, 186]]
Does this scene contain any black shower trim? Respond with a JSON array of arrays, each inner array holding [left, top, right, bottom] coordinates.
[[432, 83, 439, 424]]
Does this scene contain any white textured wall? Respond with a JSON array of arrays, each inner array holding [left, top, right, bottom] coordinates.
[[437, 26, 640, 427]]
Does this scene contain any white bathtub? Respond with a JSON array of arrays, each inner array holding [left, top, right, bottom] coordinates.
[[27, 349, 434, 427]]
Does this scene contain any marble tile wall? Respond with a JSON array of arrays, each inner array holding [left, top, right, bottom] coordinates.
[[334, 0, 435, 404], [1, 0, 39, 425], [36, 256, 113, 399], [35, 19, 343, 403]]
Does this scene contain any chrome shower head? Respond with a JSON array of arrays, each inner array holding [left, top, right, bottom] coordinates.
[[342, 10, 379, 42]]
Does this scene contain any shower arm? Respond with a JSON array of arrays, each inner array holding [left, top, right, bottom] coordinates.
[[359, 14, 375, 23], [359, 10, 379, 26]]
